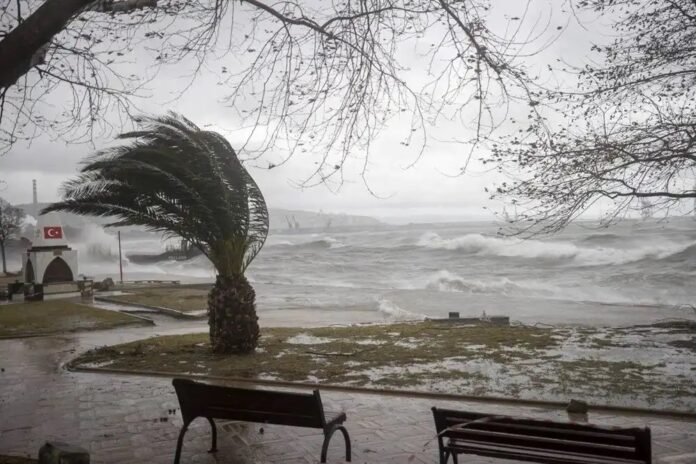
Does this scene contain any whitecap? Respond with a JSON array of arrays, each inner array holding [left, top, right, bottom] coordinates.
[[377, 298, 426, 321], [416, 232, 690, 266], [425, 270, 554, 296]]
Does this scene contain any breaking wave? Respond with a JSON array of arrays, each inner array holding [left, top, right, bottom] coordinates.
[[425, 270, 555, 297], [581, 233, 624, 245], [655, 243, 696, 263], [420, 269, 689, 306], [416, 232, 689, 266], [377, 298, 425, 321], [267, 235, 346, 249]]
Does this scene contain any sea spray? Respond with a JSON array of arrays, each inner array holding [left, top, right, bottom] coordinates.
[[377, 298, 426, 321]]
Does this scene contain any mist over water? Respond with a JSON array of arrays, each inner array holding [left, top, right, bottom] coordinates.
[[80, 218, 696, 326]]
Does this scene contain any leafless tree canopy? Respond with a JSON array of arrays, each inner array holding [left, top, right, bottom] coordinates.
[[0, 197, 23, 273], [489, 0, 696, 234], [0, 0, 549, 186]]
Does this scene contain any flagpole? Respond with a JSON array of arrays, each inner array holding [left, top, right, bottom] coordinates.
[[118, 231, 123, 284]]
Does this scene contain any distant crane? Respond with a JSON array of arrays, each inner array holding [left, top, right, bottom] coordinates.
[[501, 203, 518, 223], [640, 199, 653, 221]]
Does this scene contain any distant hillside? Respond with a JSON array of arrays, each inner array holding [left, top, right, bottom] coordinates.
[[15, 202, 382, 237], [269, 208, 382, 232]]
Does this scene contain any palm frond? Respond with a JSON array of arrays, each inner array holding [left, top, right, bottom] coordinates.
[[44, 112, 269, 277]]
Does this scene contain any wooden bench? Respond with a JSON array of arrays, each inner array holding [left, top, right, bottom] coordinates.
[[432, 407, 651, 464], [172, 378, 351, 463]]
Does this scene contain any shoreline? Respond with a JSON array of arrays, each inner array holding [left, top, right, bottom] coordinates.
[[69, 321, 696, 413], [95, 282, 696, 329]]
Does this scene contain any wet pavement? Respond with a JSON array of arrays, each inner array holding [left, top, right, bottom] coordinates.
[[1, 316, 696, 463]]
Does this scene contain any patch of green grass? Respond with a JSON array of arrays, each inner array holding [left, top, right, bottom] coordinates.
[[71, 321, 696, 410], [0, 300, 147, 337], [108, 286, 210, 312], [0, 455, 37, 464], [372, 369, 489, 388], [550, 358, 693, 405], [73, 322, 561, 381], [0, 272, 21, 287]]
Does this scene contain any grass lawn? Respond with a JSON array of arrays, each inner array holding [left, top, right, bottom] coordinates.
[[0, 299, 148, 337], [107, 286, 209, 312], [0, 455, 36, 463], [0, 273, 21, 287], [72, 321, 696, 411]]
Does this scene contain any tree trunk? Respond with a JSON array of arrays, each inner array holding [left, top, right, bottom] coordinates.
[[0, 0, 94, 89], [0, 241, 6, 274], [207, 274, 260, 354]]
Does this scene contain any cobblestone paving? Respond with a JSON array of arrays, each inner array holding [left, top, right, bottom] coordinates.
[[1, 321, 695, 463]]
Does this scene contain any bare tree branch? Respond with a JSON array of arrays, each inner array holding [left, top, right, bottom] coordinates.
[[490, 0, 696, 234]]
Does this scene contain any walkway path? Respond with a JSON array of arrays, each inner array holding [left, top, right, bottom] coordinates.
[[1, 316, 695, 463]]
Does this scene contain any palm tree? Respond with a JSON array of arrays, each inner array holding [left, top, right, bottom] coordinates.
[[43, 113, 268, 354]]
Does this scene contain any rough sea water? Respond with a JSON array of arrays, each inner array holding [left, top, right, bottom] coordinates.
[[71, 218, 696, 410], [81, 218, 696, 327]]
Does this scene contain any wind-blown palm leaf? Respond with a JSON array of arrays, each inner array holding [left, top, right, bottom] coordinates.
[[43, 112, 269, 277]]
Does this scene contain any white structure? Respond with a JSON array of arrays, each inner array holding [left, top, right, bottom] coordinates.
[[21, 211, 78, 284]]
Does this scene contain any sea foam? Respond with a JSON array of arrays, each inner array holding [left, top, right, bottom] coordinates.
[[416, 232, 690, 266]]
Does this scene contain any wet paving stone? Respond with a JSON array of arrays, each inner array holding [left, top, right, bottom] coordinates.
[[1, 324, 695, 463]]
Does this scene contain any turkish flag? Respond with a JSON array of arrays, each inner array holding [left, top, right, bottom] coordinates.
[[44, 226, 63, 239]]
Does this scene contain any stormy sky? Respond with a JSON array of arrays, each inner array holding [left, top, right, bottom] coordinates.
[[0, 1, 604, 223]]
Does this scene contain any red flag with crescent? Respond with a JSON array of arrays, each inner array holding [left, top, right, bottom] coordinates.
[[44, 226, 63, 239]]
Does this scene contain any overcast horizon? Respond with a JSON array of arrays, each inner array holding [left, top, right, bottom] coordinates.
[[0, 1, 654, 224]]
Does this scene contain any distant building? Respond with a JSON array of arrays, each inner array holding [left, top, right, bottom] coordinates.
[[22, 212, 78, 284], [21, 182, 78, 284]]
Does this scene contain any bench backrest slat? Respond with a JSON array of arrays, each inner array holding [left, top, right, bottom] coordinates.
[[173, 379, 325, 428], [461, 421, 638, 446], [449, 429, 641, 461], [432, 408, 651, 463]]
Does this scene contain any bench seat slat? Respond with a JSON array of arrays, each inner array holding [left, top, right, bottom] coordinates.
[[444, 428, 641, 460], [324, 411, 348, 428], [439, 411, 644, 435], [445, 420, 638, 446], [205, 407, 323, 428], [448, 439, 648, 464]]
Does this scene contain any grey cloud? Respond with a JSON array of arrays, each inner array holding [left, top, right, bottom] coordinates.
[[0, 0, 601, 222]]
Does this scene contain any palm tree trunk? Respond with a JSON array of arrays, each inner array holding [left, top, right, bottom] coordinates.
[[0, 241, 6, 275], [207, 274, 260, 354]]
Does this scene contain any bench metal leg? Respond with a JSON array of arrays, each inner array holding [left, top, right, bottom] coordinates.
[[173, 422, 190, 464], [439, 449, 448, 464], [321, 424, 351, 463], [206, 417, 217, 453], [439, 448, 458, 464]]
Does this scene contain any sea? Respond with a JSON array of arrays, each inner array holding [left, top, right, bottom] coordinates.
[[79, 218, 696, 328]]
